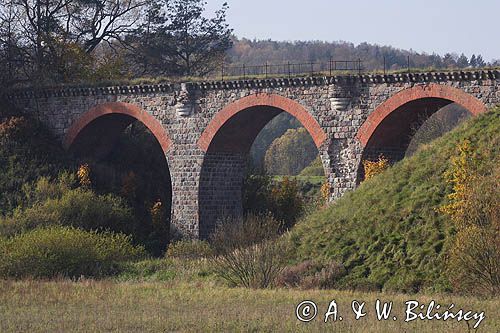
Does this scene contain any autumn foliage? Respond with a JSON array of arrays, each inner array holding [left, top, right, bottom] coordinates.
[[362, 155, 390, 180], [440, 140, 499, 295]]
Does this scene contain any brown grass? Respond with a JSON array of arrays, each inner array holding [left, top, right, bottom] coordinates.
[[0, 277, 498, 332]]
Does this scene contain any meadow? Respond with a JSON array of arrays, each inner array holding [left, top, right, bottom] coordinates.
[[1, 276, 498, 333]]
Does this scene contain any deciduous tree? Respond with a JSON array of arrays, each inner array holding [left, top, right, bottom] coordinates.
[[130, 0, 232, 76]]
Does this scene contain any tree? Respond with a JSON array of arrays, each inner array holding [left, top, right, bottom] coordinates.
[[476, 54, 486, 68], [440, 141, 499, 296], [264, 128, 317, 175], [0, 0, 26, 87], [469, 54, 477, 68], [456, 53, 469, 68], [0, 0, 145, 84], [442, 53, 457, 68], [249, 112, 301, 170], [131, 0, 233, 76]]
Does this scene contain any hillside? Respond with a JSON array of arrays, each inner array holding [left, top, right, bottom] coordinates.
[[289, 107, 499, 293], [228, 38, 499, 71]]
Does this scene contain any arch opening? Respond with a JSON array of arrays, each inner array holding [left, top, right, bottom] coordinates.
[[356, 84, 485, 182], [65, 103, 173, 255], [198, 94, 327, 239]]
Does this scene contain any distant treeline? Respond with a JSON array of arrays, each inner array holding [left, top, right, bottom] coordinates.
[[227, 38, 499, 71]]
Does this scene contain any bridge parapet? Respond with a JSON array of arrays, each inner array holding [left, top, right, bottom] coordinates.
[[4, 69, 500, 100]]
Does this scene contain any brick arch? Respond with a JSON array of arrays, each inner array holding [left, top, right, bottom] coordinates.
[[64, 102, 172, 153], [197, 93, 327, 152], [356, 83, 487, 147]]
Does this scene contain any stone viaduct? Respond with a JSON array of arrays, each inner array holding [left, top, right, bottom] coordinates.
[[4, 69, 500, 238]]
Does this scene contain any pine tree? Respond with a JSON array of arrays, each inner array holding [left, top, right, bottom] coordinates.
[[443, 53, 457, 68], [476, 55, 486, 68], [469, 54, 477, 68], [457, 53, 469, 68]]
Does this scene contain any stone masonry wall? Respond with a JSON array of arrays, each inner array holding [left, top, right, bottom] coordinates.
[[198, 152, 246, 239], [5, 69, 500, 238]]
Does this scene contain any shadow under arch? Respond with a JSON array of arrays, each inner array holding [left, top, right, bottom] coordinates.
[[64, 102, 172, 155], [64, 102, 174, 252], [355, 83, 487, 181], [197, 93, 328, 238]]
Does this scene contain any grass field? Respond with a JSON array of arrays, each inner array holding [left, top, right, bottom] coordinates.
[[0, 278, 498, 333]]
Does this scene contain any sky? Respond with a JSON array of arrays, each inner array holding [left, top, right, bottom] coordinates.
[[204, 0, 500, 62]]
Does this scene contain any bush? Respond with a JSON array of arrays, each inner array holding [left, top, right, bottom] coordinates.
[[166, 240, 214, 259], [269, 177, 304, 229], [0, 116, 71, 214], [243, 175, 304, 229], [0, 226, 146, 279], [362, 155, 390, 180], [0, 183, 135, 237], [441, 148, 500, 296], [209, 214, 290, 288], [276, 260, 320, 288]]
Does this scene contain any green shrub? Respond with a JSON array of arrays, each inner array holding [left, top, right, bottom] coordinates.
[[166, 240, 214, 259], [0, 186, 134, 237], [0, 116, 71, 214], [0, 226, 146, 279], [243, 175, 304, 229], [269, 177, 304, 229]]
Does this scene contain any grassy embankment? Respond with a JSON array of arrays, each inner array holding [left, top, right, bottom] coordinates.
[[289, 107, 499, 293]]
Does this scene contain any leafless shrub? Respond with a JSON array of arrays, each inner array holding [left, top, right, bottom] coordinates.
[[209, 214, 290, 288]]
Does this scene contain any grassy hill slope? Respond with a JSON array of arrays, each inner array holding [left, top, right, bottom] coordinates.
[[289, 107, 499, 293]]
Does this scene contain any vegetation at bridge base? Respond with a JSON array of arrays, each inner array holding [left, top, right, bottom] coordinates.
[[0, 115, 71, 213], [289, 107, 499, 294], [362, 155, 390, 181], [242, 175, 308, 230], [0, 174, 135, 238], [0, 226, 146, 279], [0, 112, 172, 261]]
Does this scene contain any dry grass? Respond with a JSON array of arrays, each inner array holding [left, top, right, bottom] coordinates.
[[0, 278, 498, 332]]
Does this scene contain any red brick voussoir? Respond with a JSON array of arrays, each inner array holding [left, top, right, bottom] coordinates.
[[197, 93, 327, 152], [63, 102, 172, 153], [356, 83, 487, 147]]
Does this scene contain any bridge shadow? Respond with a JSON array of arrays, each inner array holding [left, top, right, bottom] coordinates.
[[65, 104, 173, 255], [357, 100, 472, 183]]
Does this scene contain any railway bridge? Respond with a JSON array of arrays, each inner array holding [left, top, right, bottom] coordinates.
[[5, 69, 500, 238]]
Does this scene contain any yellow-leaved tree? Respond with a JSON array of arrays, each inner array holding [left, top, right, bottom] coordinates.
[[440, 140, 499, 296]]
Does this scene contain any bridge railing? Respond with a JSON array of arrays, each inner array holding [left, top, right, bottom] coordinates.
[[220, 59, 363, 80]]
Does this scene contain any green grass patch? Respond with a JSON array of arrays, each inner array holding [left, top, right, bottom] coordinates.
[[289, 107, 500, 293]]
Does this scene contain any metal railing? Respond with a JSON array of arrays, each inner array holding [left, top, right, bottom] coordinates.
[[220, 59, 363, 80], [215, 56, 500, 81]]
